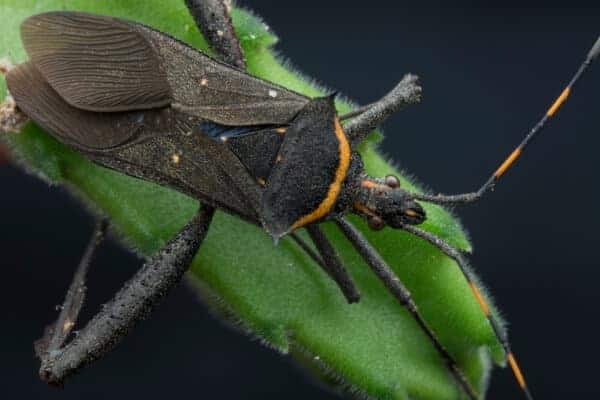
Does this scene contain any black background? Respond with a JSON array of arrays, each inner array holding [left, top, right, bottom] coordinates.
[[1, 1, 599, 399]]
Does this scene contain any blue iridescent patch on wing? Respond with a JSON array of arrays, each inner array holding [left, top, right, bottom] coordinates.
[[198, 120, 267, 140]]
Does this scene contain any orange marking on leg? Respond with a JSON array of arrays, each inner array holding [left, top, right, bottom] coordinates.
[[494, 147, 522, 178], [470, 282, 491, 316], [546, 86, 571, 117], [507, 352, 527, 389], [291, 118, 351, 230]]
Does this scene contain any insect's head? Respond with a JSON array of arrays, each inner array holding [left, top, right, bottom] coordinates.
[[352, 175, 426, 230]]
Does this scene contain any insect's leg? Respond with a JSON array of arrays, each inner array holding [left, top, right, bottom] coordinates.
[[34, 218, 109, 360], [184, 0, 245, 69], [340, 74, 422, 145], [334, 217, 479, 400], [290, 229, 360, 303], [290, 232, 325, 266], [399, 222, 533, 400], [411, 36, 600, 206], [305, 225, 361, 303], [37, 206, 215, 386]]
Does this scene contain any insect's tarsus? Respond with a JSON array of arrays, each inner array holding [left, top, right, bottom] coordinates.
[[35, 218, 109, 361]]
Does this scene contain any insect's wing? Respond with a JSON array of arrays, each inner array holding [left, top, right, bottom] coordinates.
[[261, 96, 352, 238], [21, 12, 309, 125], [145, 25, 309, 126], [7, 62, 261, 221], [20, 12, 171, 112], [6, 62, 152, 149]]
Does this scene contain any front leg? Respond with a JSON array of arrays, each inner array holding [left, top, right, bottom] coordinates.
[[341, 74, 422, 145], [306, 224, 361, 303], [37, 206, 215, 385]]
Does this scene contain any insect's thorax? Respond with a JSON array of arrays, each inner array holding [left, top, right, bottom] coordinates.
[[202, 96, 361, 238]]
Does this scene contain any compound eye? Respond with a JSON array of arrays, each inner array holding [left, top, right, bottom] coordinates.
[[384, 175, 400, 189], [367, 215, 385, 231]]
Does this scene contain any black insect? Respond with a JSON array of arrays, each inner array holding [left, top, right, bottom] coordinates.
[[4, 2, 599, 400]]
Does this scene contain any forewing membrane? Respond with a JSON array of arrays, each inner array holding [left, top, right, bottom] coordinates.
[[7, 62, 149, 149], [21, 12, 172, 112], [146, 29, 309, 125]]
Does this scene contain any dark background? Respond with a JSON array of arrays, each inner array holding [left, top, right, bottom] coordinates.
[[1, 0, 598, 399]]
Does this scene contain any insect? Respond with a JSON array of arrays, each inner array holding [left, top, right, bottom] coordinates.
[[2, 2, 598, 399]]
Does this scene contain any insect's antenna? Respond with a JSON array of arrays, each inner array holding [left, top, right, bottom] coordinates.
[[399, 223, 533, 400], [413, 35, 600, 205]]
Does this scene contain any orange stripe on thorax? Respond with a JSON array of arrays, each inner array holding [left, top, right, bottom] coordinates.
[[291, 118, 351, 230]]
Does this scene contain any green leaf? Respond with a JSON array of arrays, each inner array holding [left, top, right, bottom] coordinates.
[[0, 1, 506, 399]]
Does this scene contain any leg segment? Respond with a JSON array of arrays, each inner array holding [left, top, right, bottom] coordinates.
[[340, 74, 422, 145], [37, 206, 215, 386], [334, 217, 478, 400], [411, 37, 599, 207], [185, 0, 246, 69], [305, 224, 361, 303], [35, 218, 109, 359], [399, 222, 533, 400], [290, 232, 325, 267]]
